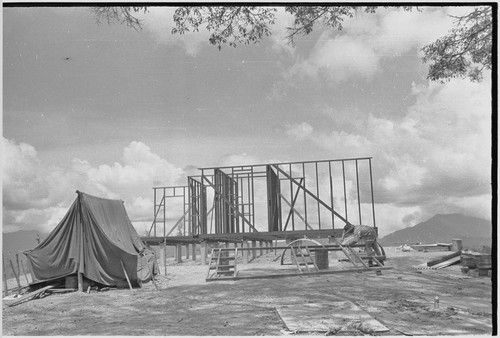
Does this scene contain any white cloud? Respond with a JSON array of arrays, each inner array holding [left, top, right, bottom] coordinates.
[[216, 153, 262, 167], [140, 7, 210, 57], [284, 78, 492, 230], [286, 122, 313, 140], [373, 8, 453, 56], [375, 204, 424, 237], [288, 33, 380, 83], [287, 7, 454, 83], [2, 138, 184, 234]]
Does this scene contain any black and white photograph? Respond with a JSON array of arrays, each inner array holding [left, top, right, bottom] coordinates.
[[2, 3, 495, 336]]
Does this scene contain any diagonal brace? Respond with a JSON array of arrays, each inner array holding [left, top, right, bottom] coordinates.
[[271, 164, 352, 227], [280, 194, 314, 231], [202, 175, 259, 233], [283, 178, 304, 231]]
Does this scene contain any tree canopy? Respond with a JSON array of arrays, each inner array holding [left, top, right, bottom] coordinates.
[[91, 5, 493, 82]]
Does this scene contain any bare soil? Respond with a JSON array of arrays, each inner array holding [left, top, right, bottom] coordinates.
[[2, 247, 493, 336]]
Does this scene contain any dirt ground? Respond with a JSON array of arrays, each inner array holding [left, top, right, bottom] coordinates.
[[2, 247, 493, 336]]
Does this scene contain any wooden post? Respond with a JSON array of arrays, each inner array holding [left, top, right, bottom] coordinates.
[[192, 243, 197, 261], [285, 238, 292, 262], [233, 242, 239, 261], [159, 246, 165, 274], [15, 253, 21, 285], [185, 244, 190, 259], [251, 240, 257, 260], [120, 260, 133, 291], [3, 256, 9, 295], [259, 241, 263, 257], [163, 242, 167, 275], [452, 239, 463, 252], [20, 260, 29, 285], [243, 242, 249, 264], [176, 244, 183, 263], [201, 242, 207, 265], [9, 258, 21, 288], [78, 272, 83, 292], [24, 261, 33, 283]]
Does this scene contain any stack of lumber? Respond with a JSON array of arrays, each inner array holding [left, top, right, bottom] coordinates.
[[426, 251, 461, 269], [410, 243, 452, 252]]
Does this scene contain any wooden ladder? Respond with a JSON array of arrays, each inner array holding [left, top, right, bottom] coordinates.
[[206, 248, 238, 280], [290, 243, 319, 273], [339, 245, 384, 268]]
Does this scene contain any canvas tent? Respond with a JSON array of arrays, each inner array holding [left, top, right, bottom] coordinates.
[[25, 191, 157, 288]]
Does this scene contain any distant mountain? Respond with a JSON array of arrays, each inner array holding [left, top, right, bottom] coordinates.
[[2, 230, 47, 254], [379, 213, 492, 249]]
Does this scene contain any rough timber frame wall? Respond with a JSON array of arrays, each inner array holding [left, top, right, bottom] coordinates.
[[150, 157, 377, 240], [267, 165, 282, 232], [150, 186, 190, 237]]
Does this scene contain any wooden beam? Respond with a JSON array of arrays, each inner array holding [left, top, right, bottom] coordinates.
[[120, 260, 133, 291], [6, 285, 55, 307], [165, 208, 190, 237], [201, 175, 259, 233], [20, 260, 30, 285], [142, 229, 344, 244], [9, 258, 21, 289], [78, 272, 83, 292], [282, 178, 304, 231], [280, 193, 314, 231], [206, 266, 394, 282], [272, 164, 352, 226], [3, 256, 9, 295]]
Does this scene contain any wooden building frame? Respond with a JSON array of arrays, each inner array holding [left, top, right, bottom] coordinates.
[[144, 157, 377, 245]]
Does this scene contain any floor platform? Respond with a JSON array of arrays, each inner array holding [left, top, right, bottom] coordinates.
[[206, 263, 393, 281], [142, 229, 344, 245]]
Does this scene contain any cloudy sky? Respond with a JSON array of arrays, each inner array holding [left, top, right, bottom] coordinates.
[[3, 6, 492, 237]]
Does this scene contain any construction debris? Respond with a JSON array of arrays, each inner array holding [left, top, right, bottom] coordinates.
[[410, 243, 452, 252], [460, 251, 491, 277], [276, 302, 390, 334], [4, 285, 55, 308], [396, 244, 415, 252]]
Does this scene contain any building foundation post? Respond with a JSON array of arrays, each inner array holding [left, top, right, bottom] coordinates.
[[192, 243, 197, 261], [176, 244, 183, 263], [201, 241, 207, 265]]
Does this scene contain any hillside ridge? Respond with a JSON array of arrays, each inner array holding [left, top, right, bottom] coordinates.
[[380, 213, 491, 248]]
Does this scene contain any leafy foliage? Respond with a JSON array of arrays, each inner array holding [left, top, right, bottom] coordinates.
[[90, 5, 492, 82], [422, 7, 492, 82], [91, 6, 148, 31], [283, 6, 412, 44], [172, 7, 276, 49]]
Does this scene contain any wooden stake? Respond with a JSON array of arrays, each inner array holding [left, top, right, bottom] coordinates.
[[20, 260, 29, 285], [120, 260, 133, 291], [78, 272, 83, 292], [9, 258, 21, 288], [3, 256, 9, 295], [201, 242, 207, 265], [192, 243, 197, 261], [16, 254, 21, 284], [163, 242, 167, 275]]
